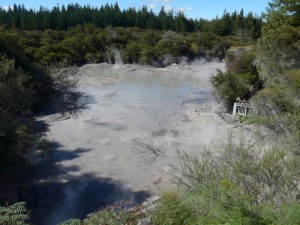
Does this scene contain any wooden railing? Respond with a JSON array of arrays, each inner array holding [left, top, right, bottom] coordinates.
[[232, 102, 252, 116]]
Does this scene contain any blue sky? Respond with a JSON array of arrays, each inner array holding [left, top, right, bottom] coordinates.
[[1, 0, 270, 19]]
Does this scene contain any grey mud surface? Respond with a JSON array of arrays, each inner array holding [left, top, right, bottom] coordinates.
[[33, 61, 245, 224]]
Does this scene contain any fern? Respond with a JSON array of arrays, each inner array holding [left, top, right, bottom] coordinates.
[[58, 218, 82, 225], [0, 202, 29, 225]]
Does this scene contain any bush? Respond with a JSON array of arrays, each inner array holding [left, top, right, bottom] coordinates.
[[251, 84, 296, 115], [172, 137, 300, 205], [211, 50, 260, 110], [210, 70, 251, 110], [262, 203, 300, 225], [284, 69, 300, 96], [226, 51, 258, 78], [59, 219, 82, 225], [152, 137, 300, 224], [60, 202, 142, 225], [152, 192, 193, 225], [0, 202, 29, 225], [82, 209, 138, 225]]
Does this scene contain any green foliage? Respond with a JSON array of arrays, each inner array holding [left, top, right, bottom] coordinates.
[[0, 55, 34, 115], [122, 42, 142, 64], [0, 202, 29, 225], [257, 26, 300, 84], [46, 63, 83, 118], [262, 203, 300, 225], [60, 202, 143, 225], [172, 137, 300, 205], [227, 51, 258, 77], [183, 181, 262, 225], [152, 136, 300, 225], [250, 0, 300, 150], [247, 111, 300, 156], [59, 218, 82, 225], [152, 192, 192, 225], [285, 69, 300, 94], [0, 26, 233, 67], [211, 50, 260, 110], [0, 55, 36, 186], [264, 0, 300, 32], [252, 84, 296, 115], [0, 28, 82, 212], [210, 70, 252, 110], [159, 180, 300, 225], [0, 4, 262, 40], [82, 209, 139, 225], [195, 10, 262, 42]]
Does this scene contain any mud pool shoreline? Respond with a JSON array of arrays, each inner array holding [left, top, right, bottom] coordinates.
[[32, 61, 250, 224]]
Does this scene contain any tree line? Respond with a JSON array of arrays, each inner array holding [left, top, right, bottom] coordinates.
[[0, 3, 262, 39], [0, 25, 232, 67]]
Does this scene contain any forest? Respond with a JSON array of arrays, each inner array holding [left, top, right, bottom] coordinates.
[[0, 3, 262, 38], [0, 3, 263, 67], [0, 25, 231, 67], [0, 0, 300, 224]]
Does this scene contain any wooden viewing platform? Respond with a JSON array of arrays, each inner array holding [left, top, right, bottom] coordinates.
[[232, 102, 252, 116]]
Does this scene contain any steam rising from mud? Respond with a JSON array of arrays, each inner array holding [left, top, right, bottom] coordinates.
[[112, 48, 123, 66], [34, 60, 233, 224]]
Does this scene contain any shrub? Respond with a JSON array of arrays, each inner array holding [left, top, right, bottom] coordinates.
[[151, 137, 300, 224], [59, 219, 82, 225], [171, 137, 300, 206], [251, 84, 296, 115], [226, 51, 258, 79], [211, 50, 260, 111], [60, 202, 142, 225], [152, 192, 193, 225], [262, 203, 300, 225], [210, 70, 251, 110], [0, 202, 29, 225], [82, 209, 138, 225]]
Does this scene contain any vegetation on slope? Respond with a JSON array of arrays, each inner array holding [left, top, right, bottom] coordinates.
[[211, 50, 260, 110], [0, 24, 83, 225], [212, 0, 299, 145], [0, 25, 231, 66], [153, 138, 300, 225]]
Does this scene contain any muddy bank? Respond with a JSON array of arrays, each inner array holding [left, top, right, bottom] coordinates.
[[32, 61, 250, 224]]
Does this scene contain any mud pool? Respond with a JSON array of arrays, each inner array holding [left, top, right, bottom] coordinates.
[[34, 61, 228, 224]]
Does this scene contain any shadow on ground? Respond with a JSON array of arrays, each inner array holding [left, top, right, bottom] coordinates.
[[29, 143, 149, 225], [28, 90, 149, 224]]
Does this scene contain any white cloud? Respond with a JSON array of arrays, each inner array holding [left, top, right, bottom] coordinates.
[[177, 6, 193, 12], [144, 0, 171, 11], [151, 0, 170, 3], [164, 5, 172, 11], [144, 0, 193, 15], [149, 3, 156, 9]]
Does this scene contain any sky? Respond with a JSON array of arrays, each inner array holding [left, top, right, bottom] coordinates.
[[0, 0, 270, 19]]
